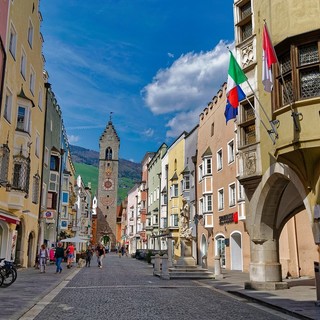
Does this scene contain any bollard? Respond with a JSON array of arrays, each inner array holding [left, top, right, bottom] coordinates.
[[153, 254, 161, 275], [167, 238, 173, 268], [314, 261, 320, 306], [214, 255, 223, 280], [161, 254, 170, 280]]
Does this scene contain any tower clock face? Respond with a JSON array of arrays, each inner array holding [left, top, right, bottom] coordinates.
[[103, 178, 113, 190]]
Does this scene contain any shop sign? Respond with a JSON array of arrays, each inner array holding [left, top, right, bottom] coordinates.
[[219, 212, 238, 225]]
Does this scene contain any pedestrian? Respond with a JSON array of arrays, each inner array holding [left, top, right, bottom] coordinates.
[[85, 245, 93, 267], [39, 244, 49, 273], [118, 247, 122, 258], [66, 242, 75, 269], [121, 245, 125, 256], [96, 244, 105, 268], [55, 242, 64, 273]]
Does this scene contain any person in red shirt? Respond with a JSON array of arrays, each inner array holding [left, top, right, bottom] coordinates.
[[66, 243, 75, 269]]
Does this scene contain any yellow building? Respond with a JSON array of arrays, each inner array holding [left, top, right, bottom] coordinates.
[[234, 0, 320, 289], [0, 0, 45, 267], [167, 132, 187, 259]]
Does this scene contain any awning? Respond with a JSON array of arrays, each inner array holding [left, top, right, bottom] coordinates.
[[0, 212, 20, 225]]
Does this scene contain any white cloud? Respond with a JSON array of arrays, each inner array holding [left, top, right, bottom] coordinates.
[[142, 128, 154, 137], [165, 108, 202, 139], [68, 135, 80, 144], [142, 40, 233, 140]]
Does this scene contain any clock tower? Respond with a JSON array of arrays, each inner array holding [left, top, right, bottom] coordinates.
[[97, 118, 119, 249]]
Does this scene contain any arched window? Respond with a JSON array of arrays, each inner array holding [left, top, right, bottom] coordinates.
[[106, 147, 112, 160]]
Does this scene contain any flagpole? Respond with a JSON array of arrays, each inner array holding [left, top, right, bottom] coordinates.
[[244, 96, 276, 145], [263, 20, 301, 131], [245, 79, 279, 140]]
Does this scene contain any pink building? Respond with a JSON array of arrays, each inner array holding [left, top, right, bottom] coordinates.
[[196, 83, 250, 272]]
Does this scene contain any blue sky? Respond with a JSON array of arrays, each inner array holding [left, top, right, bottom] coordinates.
[[40, 0, 234, 163]]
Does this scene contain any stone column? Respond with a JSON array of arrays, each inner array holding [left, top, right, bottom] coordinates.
[[246, 239, 288, 290], [161, 254, 170, 280], [154, 254, 161, 275]]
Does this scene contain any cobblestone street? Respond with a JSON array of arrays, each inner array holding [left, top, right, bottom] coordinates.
[[10, 254, 297, 320]]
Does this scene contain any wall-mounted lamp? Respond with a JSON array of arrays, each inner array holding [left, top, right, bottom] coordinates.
[[0, 180, 11, 192]]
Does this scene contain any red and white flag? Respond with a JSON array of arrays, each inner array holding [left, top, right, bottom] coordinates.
[[262, 24, 277, 92]]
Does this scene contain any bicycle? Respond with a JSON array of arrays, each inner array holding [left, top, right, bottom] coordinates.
[[0, 258, 17, 287]]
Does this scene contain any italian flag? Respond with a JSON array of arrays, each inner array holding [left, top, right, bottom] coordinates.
[[226, 52, 247, 108], [262, 24, 277, 92]]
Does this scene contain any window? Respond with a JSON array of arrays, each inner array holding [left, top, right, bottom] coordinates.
[[29, 66, 35, 95], [50, 155, 59, 171], [9, 24, 17, 58], [217, 149, 223, 171], [199, 198, 203, 216], [183, 175, 190, 190], [38, 87, 43, 110], [198, 164, 203, 181], [0, 143, 10, 183], [28, 19, 34, 47], [12, 154, 30, 193], [32, 173, 40, 204], [161, 217, 167, 229], [204, 157, 212, 175], [204, 194, 213, 212], [171, 214, 178, 227], [237, 1, 252, 42], [238, 181, 245, 201], [170, 184, 178, 197], [20, 49, 27, 79], [35, 132, 40, 157], [229, 183, 236, 207], [274, 32, 320, 109], [62, 192, 69, 204], [4, 91, 13, 123], [228, 140, 235, 163], [218, 188, 224, 211], [44, 147, 49, 166], [62, 176, 69, 190], [41, 183, 46, 207], [47, 192, 57, 209], [153, 214, 158, 225], [106, 147, 112, 160], [16, 105, 31, 132], [239, 98, 256, 147]]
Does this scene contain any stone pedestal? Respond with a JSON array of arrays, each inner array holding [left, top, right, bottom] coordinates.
[[176, 238, 196, 266], [214, 255, 223, 280]]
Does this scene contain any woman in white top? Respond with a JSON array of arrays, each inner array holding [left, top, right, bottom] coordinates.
[[39, 244, 49, 273]]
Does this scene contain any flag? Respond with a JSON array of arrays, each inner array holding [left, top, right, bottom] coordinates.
[[225, 52, 247, 123], [262, 24, 277, 92]]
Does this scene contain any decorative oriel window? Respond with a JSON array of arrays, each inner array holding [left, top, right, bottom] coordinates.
[[236, 0, 253, 43], [274, 30, 320, 110], [239, 98, 256, 147], [12, 148, 30, 193]]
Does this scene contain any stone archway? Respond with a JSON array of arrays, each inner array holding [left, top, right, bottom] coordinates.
[[246, 163, 311, 289]]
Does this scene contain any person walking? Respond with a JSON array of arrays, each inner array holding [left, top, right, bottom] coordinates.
[[85, 245, 93, 267], [55, 242, 64, 273], [96, 244, 105, 268], [66, 243, 75, 269], [39, 244, 49, 273]]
